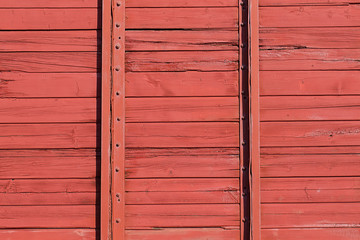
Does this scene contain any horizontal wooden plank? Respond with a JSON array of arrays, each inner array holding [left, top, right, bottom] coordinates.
[[0, 205, 95, 228], [0, 123, 97, 149], [0, 98, 97, 123], [126, 0, 238, 7], [0, 72, 98, 98], [126, 51, 238, 72], [260, 71, 360, 96], [261, 177, 360, 203], [0, 31, 99, 52], [126, 97, 239, 122], [126, 228, 240, 240], [126, 123, 239, 148], [261, 96, 360, 121], [126, 72, 238, 97], [0, 0, 99, 8], [0, 179, 96, 193], [260, 0, 360, 6], [126, 8, 238, 29], [261, 146, 360, 155], [261, 154, 360, 177], [0, 52, 98, 73], [125, 148, 239, 178], [126, 30, 238, 51], [0, 9, 98, 30], [126, 178, 239, 204], [260, 5, 360, 28], [0, 149, 98, 179], [260, 27, 360, 49], [126, 204, 240, 228], [262, 203, 360, 228], [0, 229, 96, 240], [262, 228, 360, 240], [260, 49, 360, 71], [261, 121, 360, 147]]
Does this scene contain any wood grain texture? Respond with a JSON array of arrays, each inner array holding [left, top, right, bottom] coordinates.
[[126, 97, 239, 122], [126, 0, 238, 7], [260, 5, 360, 27], [260, 154, 360, 177], [261, 96, 360, 121], [260, 27, 360, 49], [262, 228, 360, 240], [260, 0, 360, 6], [0, 52, 99, 73], [0, 9, 98, 30], [126, 51, 238, 72], [126, 123, 239, 148], [0, 98, 97, 123], [126, 228, 241, 240], [125, 148, 239, 178], [261, 121, 360, 147], [260, 48, 360, 71], [261, 177, 360, 203], [0, 31, 99, 52], [0, 123, 97, 149], [260, 71, 360, 96], [0, 149, 98, 179], [126, 204, 240, 228], [126, 8, 238, 29], [0, 206, 96, 228], [262, 203, 360, 228], [0, 0, 99, 8], [126, 30, 238, 51], [0, 72, 98, 98], [126, 72, 238, 97], [261, 146, 360, 155], [0, 229, 96, 240]]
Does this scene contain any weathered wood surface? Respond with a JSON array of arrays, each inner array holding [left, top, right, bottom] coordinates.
[[126, 0, 238, 7], [126, 8, 238, 29], [126, 148, 239, 178], [260, 71, 360, 96], [262, 228, 360, 240], [0, 229, 96, 240], [260, 0, 360, 6], [261, 146, 360, 155], [0, 72, 98, 98], [126, 51, 238, 72], [126, 72, 238, 97], [0, 0, 99, 8]]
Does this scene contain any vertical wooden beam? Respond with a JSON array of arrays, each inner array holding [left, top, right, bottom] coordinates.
[[249, 0, 261, 240]]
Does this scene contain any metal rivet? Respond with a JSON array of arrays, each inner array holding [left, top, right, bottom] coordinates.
[[116, 2, 121, 6], [240, 2, 244, 5], [241, 22, 245, 26], [117, 118, 121, 122], [116, 193, 120, 197], [241, 43, 245, 48], [115, 168, 119, 172], [242, 193, 246, 197], [115, 67, 120, 71], [241, 90, 245, 95], [116, 92, 120, 96], [115, 44, 120, 49], [116, 144, 120, 147], [241, 116, 246, 120], [242, 167, 246, 171], [242, 218, 246, 222], [241, 65, 246, 70], [116, 23, 120, 28], [116, 219, 120, 223], [242, 141, 246, 145]]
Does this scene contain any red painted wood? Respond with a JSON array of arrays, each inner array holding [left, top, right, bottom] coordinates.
[[260, 0, 360, 6], [126, 72, 238, 97], [261, 146, 360, 155], [0, 0, 99, 8], [0, 229, 96, 240], [126, 0, 238, 7], [262, 228, 360, 240]]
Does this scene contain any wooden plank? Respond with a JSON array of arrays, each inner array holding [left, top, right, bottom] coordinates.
[[0, 52, 98, 73], [126, 30, 238, 51], [260, 0, 360, 6], [126, 178, 239, 204], [260, 5, 360, 28], [261, 121, 360, 147], [261, 177, 360, 203], [262, 228, 360, 240], [0, 9, 98, 30], [0, 229, 96, 240], [0, 31, 99, 52], [0, 123, 97, 149], [261, 96, 360, 121], [0, 205, 96, 228], [0, 0, 99, 8], [126, 204, 240, 228], [0, 72, 98, 98], [260, 71, 360, 96], [125, 148, 239, 178], [126, 97, 239, 122], [126, 123, 239, 148], [261, 146, 360, 155], [260, 48, 360, 71], [126, 72, 238, 97], [126, 51, 238, 72], [126, 8, 238, 29], [0, 98, 97, 123], [126, 0, 238, 7], [260, 28, 360, 49], [261, 203, 360, 228], [261, 154, 360, 177], [126, 228, 241, 240]]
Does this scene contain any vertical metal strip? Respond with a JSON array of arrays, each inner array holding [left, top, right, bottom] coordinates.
[[111, 0, 126, 239]]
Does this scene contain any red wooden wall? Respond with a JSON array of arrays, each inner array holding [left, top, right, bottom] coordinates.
[[258, 0, 360, 239], [0, 0, 100, 239]]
